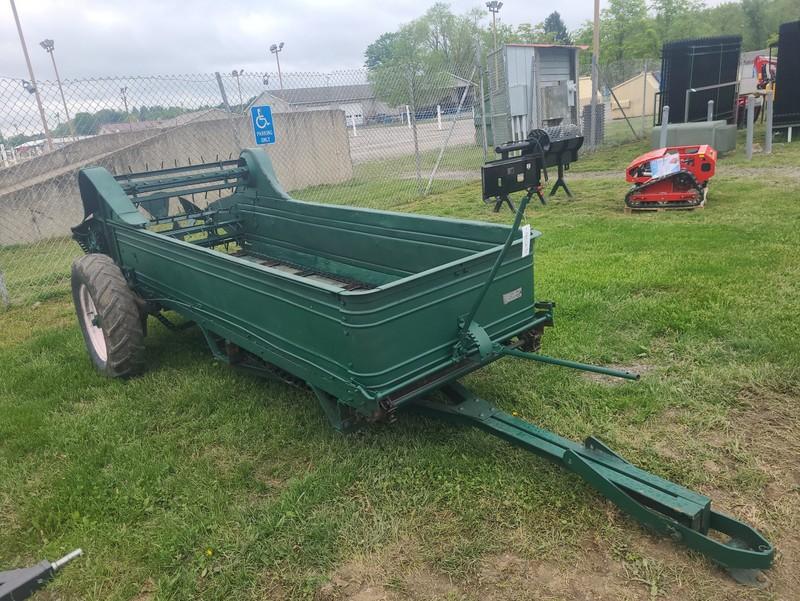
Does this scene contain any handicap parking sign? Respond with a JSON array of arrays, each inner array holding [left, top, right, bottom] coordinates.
[[250, 105, 275, 145]]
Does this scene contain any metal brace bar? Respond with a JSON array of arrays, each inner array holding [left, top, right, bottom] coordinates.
[[458, 190, 532, 342], [411, 384, 775, 575], [499, 347, 640, 380]]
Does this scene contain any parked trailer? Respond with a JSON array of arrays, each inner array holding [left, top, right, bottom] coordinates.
[[70, 148, 773, 582]]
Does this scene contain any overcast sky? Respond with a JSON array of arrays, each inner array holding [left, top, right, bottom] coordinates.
[[3, 0, 728, 80], [0, 0, 677, 80]]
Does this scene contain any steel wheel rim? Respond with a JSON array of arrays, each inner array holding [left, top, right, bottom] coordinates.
[[79, 283, 107, 362]]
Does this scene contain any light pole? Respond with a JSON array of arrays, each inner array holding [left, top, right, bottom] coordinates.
[[120, 86, 131, 131], [10, 0, 53, 151], [269, 42, 284, 90], [485, 1, 503, 89], [590, 0, 600, 148], [40, 38, 76, 141], [486, 1, 502, 51], [231, 69, 244, 109]]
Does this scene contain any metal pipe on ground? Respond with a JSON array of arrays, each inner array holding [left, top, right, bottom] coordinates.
[[746, 94, 755, 160], [765, 91, 773, 154]]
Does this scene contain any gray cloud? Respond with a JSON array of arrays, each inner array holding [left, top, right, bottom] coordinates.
[[2, 0, 608, 79], [3, 0, 727, 80]]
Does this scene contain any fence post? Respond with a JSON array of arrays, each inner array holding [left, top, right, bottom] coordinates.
[[707, 100, 714, 122], [0, 270, 8, 309], [764, 91, 773, 154], [406, 105, 411, 129], [215, 71, 243, 151], [659, 105, 669, 148], [406, 73, 422, 194], [425, 67, 477, 196], [641, 59, 648, 136], [745, 95, 755, 160], [598, 63, 638, 140], [350, 114, 357, 137], [476, 43, 489, 161], [437, 105, 442, 130]]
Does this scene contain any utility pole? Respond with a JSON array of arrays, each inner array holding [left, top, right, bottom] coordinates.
[[40, 39, 76, 141], [486, 1, 503, 89], [589, 0, 600, 148], [270, 42, 285, 90], [10, 0, 53, 151], [120, 86, 131, 131]]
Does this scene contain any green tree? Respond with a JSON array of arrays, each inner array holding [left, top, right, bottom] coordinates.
[[52, 123, 73, 137], [365, 3, 481, 107], [601, 0, 656, 79], [368, 20, 451, 108], [73, 112, 97, 135], [651, 0, 704, 42], [542, 12, 571, 44], [742, 0, 769, 49], [365, 32, 400, 69], [694, 3, 746, 41]]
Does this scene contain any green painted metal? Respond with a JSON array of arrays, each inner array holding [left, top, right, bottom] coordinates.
[[72, 147, 774, 577], [74, 148, 544, 416], [456, 191, 532, 356], [412, 383, 775, 572], [500, 347, 641, 380]]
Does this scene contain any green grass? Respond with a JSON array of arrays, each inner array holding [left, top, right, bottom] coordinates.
[[0, 237, 79, 305], [1, 139, 800, 600]]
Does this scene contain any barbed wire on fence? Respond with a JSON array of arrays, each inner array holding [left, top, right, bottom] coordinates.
[[1, 58, 650, 306]]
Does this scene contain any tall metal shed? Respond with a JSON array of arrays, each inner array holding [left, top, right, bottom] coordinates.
[[486, 44, 581, 144]]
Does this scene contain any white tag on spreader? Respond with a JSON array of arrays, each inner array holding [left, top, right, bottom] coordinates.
[[521, 224, 531, 258]]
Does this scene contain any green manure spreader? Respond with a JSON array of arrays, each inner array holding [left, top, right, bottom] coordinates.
[[70, 148, 773, 582]]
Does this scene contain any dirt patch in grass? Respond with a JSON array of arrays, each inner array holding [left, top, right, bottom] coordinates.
[[315, 533, 743, 601], [401, 170, 478, 182], [475, 550, 635, 601], [715, 165, 800, 180], [581, 362, 653, 386], [725, 387, 800, 599], [314, 384, 800, 601], [634, 386, 800, 599], [316, 540, 460, 601], [130, 578, 157, 601]]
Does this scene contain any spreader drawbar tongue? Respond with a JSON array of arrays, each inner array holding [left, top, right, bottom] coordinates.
[[412, 383, 774, 580]]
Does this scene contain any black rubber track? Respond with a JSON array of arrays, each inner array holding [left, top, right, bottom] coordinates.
[[71, 253, 145, 378], [625, 170, 705, 209]]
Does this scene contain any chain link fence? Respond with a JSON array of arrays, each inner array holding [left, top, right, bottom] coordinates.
[[0, 64, 484, 305], [580, 58, 659, 147], [1, 57, 654, 306]]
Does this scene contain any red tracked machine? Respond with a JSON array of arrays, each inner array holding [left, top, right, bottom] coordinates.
[[625, 145, 717, 209]]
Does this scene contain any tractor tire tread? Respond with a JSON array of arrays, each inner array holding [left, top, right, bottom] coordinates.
[[71, 253, 145, 378]]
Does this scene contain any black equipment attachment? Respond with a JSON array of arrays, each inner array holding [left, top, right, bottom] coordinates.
[[0, 549, 82, 601], [481, 125, 584, 212]]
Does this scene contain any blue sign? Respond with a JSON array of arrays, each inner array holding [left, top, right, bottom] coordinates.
[[250, 105, 275, 145]]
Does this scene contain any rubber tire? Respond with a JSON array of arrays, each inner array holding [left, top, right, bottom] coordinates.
[[71, 253, 145, 377]]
